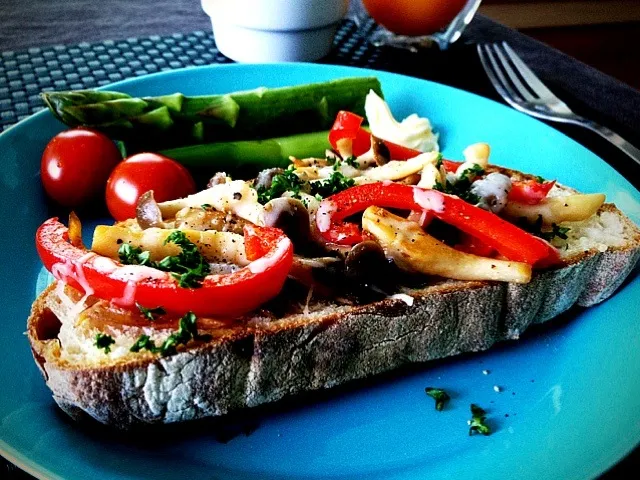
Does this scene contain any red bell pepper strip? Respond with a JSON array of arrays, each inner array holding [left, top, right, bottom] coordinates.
[[442, 159, 462, 172], [316, 183, 558, 266], [455, 233, 496, 258], [328, 111, 371, 157], [36, 218, 293, 318], [328, 111, 423, 160], [508, 179, 556, 205]]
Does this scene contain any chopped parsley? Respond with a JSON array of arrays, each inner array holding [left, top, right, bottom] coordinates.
[[118, 231, 210, 288], [256, 165, 306, 204], [517, 215, 571, 242], [434, 163, 485, 205], [459, 163, 484, 181], [129, 334, 156, 353], [469, 404, 491, 436], [94, 333, 115, 354], [136, 303, 166, 321], [201, 203, 212, 209], [331, 156, 359, 170], [158, 231, 211, 288], [344, 155, 359, 168], [542, 223, 570, 241], [255, 164, 355, 204], [129, 311, 212, 357], [425, 387, 450, 411], [325, 155, 337, 166], [118, 244, 152, 266], [534, 175, 546, 183], [310, 171, 355, 198]]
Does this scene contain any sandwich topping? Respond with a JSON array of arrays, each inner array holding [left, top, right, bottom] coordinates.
[[34, 83, 609, 357]]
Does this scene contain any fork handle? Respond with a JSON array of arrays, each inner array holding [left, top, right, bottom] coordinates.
[[582, 121, 640, 168]]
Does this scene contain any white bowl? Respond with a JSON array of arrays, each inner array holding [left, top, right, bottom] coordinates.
[[201, 0, 349, 63]]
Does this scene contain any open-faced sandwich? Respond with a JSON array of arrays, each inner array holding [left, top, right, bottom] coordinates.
[[28, 82, 640, 427]]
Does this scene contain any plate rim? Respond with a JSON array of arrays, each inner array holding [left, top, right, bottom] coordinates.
[[1, 61, 638, 480]]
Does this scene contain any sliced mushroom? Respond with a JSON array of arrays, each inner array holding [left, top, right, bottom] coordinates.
[[470, 172, 512, 213], [371, 134, 391, 166], [207, 172, 228, 187], [288, 255, 340, 296], [342, 240, 401, 301], [291, 156, 330, 168], [344, 241, 388, 279], [136, 191, 170, 229], [254, 167, 284, 191], [263, 197, 312, 247], [175, 206, 247, 234], [398, 173, 421, 185], [363, 206, 532, 284], [503, 193, 605, 225]]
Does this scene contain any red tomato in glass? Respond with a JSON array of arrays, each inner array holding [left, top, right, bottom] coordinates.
[[40, 128, 122, 207], [362, 0, 468, 36], [105, 153, 196, 221]]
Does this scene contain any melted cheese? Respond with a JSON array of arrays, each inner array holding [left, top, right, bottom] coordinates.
[[109, 265, 168, 283], [51, 252, 96, 296], [316, 200, 337, 232], [51, 253, 99, 317], [112, 281, 137, 308]]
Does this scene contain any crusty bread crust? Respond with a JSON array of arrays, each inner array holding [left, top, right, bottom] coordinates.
[[27, 203, 640, 427]]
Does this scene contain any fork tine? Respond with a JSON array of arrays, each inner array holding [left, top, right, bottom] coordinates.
[[478, 44, 523, 105], [500, 42, 557, 100], [491, 44, 536, 102]]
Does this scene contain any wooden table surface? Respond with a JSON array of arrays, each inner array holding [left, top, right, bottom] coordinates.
[[0, 1, 638, 478]]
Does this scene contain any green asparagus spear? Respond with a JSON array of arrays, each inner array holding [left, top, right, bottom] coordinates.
[[160, 130, 331, 171], [41, 77, 382, 151]]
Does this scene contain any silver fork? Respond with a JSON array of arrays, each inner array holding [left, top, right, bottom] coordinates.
[[478, 42, 640, 167]]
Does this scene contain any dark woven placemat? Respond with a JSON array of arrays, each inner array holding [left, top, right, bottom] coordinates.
[[1, 16, 638, 479], [0, 20, 384, 131]]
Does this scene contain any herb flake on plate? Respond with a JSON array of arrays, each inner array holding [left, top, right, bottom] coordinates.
[[469, 404, 491, 436], [425, 387, 450, 411]]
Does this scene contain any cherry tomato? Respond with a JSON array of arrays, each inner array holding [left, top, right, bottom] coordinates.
[[362, 0, 468, 36], [105, 153, 196, 221], [40, 128, 122, 207]]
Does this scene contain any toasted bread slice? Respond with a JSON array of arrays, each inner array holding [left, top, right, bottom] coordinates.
[[28, 199, 640, 427]]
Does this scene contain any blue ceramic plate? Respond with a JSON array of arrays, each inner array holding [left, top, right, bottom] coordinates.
[[1, 64, 638, 480]]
